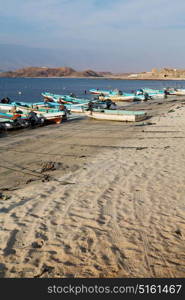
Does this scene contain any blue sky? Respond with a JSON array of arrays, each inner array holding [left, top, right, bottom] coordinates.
[[0, 0, 185, 72]]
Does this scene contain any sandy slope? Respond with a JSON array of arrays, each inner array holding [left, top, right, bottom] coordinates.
[[0, 100, 185, 278]]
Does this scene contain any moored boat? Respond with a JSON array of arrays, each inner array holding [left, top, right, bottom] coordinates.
[[15, 107, 67, 124], [141, 88, 164, 94], [41, 92, 90, 104], [85, 109, 147, 122], [89, 88, 122, 96], [0, 112, 30, 129], [136, 88, 165, 99], [42, 101, 88, 113], [0, 117, 14, 130], [0, 101, 69, 124], [98, 93, 145, 102], [171, 88, 185, 96]]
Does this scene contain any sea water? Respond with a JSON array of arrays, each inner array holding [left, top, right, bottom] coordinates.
[[0, 77, 185, 103]]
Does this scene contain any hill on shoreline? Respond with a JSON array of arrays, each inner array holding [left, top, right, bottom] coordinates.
[[1, 66, 185, 80], [0, 67, 107, 78]]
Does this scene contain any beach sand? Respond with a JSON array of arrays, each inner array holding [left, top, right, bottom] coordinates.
[[0, 98, 185, 278]]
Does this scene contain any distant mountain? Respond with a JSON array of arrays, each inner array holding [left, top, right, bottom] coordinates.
[[98, 71, 113, 76], [0, 66, 102, 78]]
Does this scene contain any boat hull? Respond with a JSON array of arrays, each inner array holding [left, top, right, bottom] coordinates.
[[85, 110, 147, 122], [174, 91, 185, 96], [43, 116, 63, 124], [0, 118, 14, 130], [98, 95, 145, 102]]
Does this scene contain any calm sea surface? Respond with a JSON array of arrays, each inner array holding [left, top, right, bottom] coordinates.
[[0, 78, 185, 103]]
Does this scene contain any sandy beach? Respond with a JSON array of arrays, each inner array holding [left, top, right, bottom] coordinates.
[[0, 97, 185, 278]]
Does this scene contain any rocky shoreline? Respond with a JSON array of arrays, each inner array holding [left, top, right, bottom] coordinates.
[[1, 66, 185, 81]]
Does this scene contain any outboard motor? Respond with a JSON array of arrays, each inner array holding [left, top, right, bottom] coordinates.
[[0, 97, 11, 104], [143, 92, 150, 101], [105, 99, 113, 109], [87, 101, 94, 111], [0, 123, 6, 133], [28, 111, 45, 127], [39, 117, 45, 125], [93, 96, 99, 100], [13, 116, 29, 128], [70, 93, 76, 98], [28, 111, 41, 127]]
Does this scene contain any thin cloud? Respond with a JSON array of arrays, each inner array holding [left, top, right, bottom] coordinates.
[[0, 0, 185, 71]]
